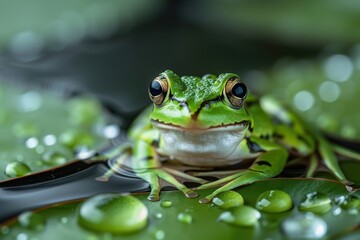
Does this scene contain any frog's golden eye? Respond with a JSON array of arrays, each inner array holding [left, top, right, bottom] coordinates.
[[224, 77, 247, 107], [149, 76, 168, 105]]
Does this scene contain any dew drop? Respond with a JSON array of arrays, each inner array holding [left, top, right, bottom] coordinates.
[[281, 213, 327, 239], [35, 145, 45, 154], [75, 146, 96, 160], [332, 207, 342, 216], [103, 124, 120, 139], [255, 190, 293, 213], [160, 200, 172, 208], [5, 161, 31, 178], [59, 130, 95, 149], [60, 217, 69, 224], [78, 194, 148, 234], [43, 134, 57, 146], [18, 211, 46, 231], [154, 213, 163, 219], [335, 195, 360, 210], [17, 91, 42, 112], [318, 81, 340, 103], [177, 213, 193, 224], [298, 192, 331, 214], [293, 91, 315, 111], [42, 151, 68, 166], [16, 233, 29, 240], [25, 137, 39, 149], [212, 191, 244, 209], [218, 206, 261, 227], [154, 230, 166, 240], [324, 54, 353, 82]]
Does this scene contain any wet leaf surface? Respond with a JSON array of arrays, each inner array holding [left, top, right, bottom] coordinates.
[[1, 178, 360, 240]]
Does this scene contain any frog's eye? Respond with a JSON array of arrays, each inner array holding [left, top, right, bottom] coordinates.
[[149, 76, 169, 105], [224, 77, 247, 107]]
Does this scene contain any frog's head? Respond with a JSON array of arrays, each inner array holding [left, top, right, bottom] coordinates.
[[149, 70, 251, 130], [148, 70, 251, 163]]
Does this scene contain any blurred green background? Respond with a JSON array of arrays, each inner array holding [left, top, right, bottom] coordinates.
[[0, 0, 359, 140]]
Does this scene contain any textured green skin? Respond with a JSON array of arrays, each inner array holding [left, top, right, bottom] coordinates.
[[150, 70, 251, 128]]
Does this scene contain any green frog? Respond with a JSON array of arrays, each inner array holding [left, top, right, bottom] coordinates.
[[127, 70, 352, 203]]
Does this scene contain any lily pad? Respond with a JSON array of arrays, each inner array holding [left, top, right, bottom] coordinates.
[[0, 81, 113, 181], [2, 178, 359, 240]]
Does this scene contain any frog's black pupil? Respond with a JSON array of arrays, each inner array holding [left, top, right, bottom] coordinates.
[[149, 81, 163, 96], [232, 83, 247, 98]]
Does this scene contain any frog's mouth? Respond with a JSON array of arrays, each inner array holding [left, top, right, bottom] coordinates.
[[151, 120, 250, 166], [151, 120, 250, 132]]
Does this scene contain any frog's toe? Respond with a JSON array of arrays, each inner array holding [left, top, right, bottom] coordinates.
[[199, 197, 211, 204], [185, 190, 198, 198], [341, 179, 354, 186], [199, 191, 218, 204], [148, 193, 160, 202]]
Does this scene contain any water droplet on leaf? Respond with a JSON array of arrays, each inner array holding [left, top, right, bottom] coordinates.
[[160, 200, 172, 208], [299, 192, 331, 214], [218, 206, 261, 227], [103, 124, 120, 139], [293, 91, 314, 112], [25, 137, 39, 149], [59, 130, 95, 149], [255, 190, 293, 213], [78, 194, 148, 234], [16, 233, 29, 240], [5, 161, 31, 178], [177, 213, 192, 224], [60, 217, 69, 224], [154, 230, 165, 239], [18, 211, 46, 231], [42, 151, 68, 166], [335, 195, 360, 210], [281, 213, 327, 239], [212, 191, 244, 209], [43, 134, 57, 146], [154, 213, 163, 219]]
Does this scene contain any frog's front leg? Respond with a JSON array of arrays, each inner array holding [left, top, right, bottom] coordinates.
[[133, 129, 198, 201], [197, 137, 288, 203]]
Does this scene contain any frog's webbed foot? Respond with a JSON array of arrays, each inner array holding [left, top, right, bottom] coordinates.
[[136, 168, 199, 202], [197, 148, 288, 204], [198, 169, 268, 204]]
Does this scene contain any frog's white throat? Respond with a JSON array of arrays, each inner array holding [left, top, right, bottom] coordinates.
[[152, 121, 249, 167]]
